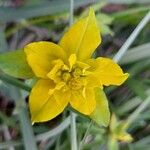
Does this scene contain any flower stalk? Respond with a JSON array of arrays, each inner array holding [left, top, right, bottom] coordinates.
[[69, 1, 78, 150]]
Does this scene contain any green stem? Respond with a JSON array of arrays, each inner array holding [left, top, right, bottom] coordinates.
[[127, 95, 150, 125], [70, 112, 78, 150], [0, 73, 31, 92], [16, 91, 38, 150], [69, 0, 78, 150]]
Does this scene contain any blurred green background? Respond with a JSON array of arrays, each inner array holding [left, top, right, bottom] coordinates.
[[0, 0, 150, 150]]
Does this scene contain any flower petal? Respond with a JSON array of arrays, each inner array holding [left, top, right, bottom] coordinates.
[[59, 8, 101, 61], [29, 79, 69, 123], [117, 133, 133, 142], [86, 75, 103, 89], [24, 41, 66, 78], [70, 88, 96, 115], [90, 88, 110, 127], [87, 57, 129, 86]]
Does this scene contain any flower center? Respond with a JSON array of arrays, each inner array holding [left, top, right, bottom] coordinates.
[[72, 68, 82, 78], [47, 62, 86, 91], [62, 71, 71, 82], [47, 54, 90, 92], [60, 67, 84, 90], [68, 78, 83, 90]]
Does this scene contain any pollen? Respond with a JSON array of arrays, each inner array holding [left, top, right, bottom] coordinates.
[[72, 67, 82, 77], [47, 57, 87, 91], [68, 78, 83, 90], [62, 72, 71, 82]]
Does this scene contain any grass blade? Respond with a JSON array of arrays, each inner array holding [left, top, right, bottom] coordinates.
[[120, 43, 150, 64], [0, 0, 99, 22]]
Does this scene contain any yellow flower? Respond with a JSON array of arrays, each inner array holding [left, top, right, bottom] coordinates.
[[24, 8, 129, 123], [108, 114, 132, 150], [110, 114, 133, 143]]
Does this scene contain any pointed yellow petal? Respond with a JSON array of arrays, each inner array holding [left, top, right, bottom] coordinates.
[[87, 57, 129, 86], [70, 88, 96, 115], [24, 41, 66, 78], [110, 116, 133, 142], [90, 88, 110, 127], [117, 133, 133, 142], [29, 79, 69, 122], [47, 59, 64, 82], [48, 82, 65, 95], [59, 8, 101, 61], [115, 121, 133, 142], [86, 75, 103, 88], [54, 89, 71, 106]]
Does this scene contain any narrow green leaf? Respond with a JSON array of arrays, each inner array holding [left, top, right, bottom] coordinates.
[[97, 13, 114, 25], [90, 88, 110, 127], [107, 0, 150, 4], [112, 6, 150, 24], [0, 141, 22, 149], [126, 78, 147, 100], [19, 103, 38, 150], [0, 73, 32, 91], [96, 13, 114, 35], [13, 88, 38, 150], [120, 43, 150, 65], [0, 23, 8, 52], [0, 0, 100, 22], [0, 50, 34, 78]]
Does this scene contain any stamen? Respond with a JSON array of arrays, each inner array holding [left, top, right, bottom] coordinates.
[[68, 78, 82, 90], [69, 54, 77, 70], [82, 87, 86, 98], [72, 67, 82, 77], [62, 72, 71, 82]]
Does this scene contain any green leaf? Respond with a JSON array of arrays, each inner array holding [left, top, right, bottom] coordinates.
[[126, 78, 147, 100], [90, 88, 110, 127], [97, 13, 114, 35], [120, 43, 150, 65], [0, 0, 100, 22], [97, 13, 114, 25], [99, 23, 114, 35], [112, 6, 150, 24], [108, 0, 150, 4], [0, 50, 34, 79], [0, 23, 8, 52]]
